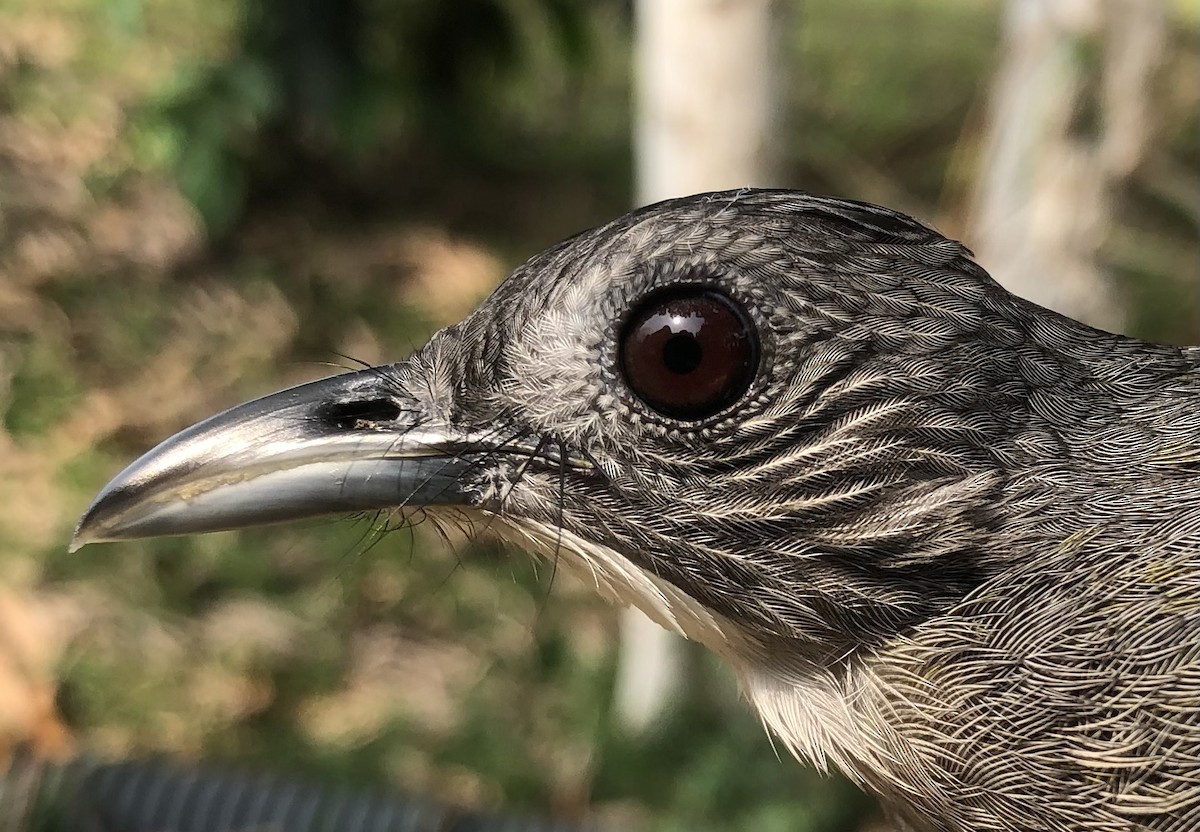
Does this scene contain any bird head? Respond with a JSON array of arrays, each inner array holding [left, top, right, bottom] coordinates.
[[74, 190, 1078, 671]]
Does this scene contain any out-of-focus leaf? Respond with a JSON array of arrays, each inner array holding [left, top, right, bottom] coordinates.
[[541, 0, 594, 67]]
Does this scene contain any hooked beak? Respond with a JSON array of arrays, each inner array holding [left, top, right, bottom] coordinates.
[[72, 366, 481, 550]]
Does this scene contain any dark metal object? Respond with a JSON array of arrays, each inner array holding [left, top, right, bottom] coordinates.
[[0, 756, 598, 832]]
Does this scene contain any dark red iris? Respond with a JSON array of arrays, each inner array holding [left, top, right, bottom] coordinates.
[[619, 288, 758, 420]]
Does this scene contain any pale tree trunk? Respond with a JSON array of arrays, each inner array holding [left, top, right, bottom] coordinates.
[[968, 0, 1166, 331], [616, 0, 779, 734]]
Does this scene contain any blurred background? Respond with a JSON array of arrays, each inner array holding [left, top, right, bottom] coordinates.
[[0, 0, 1196, 829]]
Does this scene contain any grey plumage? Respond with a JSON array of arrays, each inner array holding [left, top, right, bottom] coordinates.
[[75, 189, 1200, 831]]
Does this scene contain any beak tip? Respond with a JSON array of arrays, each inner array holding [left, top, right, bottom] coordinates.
[[70, 508, 105, 552]]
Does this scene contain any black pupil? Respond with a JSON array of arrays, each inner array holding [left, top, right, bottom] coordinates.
[[619, 286, 759, 421], [663, 333, 702, 374]]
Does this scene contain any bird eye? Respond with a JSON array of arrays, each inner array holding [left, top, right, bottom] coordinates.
[[619, 287, 759, 420]]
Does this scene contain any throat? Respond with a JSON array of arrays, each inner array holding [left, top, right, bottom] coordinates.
[[482, 513, 754, 659], [737, 652, 920, 792], [477, 510, 943, 810]]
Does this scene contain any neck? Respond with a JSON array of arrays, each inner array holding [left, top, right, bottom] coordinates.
[[994, 338, 1200, 555]]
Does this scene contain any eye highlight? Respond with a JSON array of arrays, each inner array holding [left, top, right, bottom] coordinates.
[[619, 287, 759, 420]]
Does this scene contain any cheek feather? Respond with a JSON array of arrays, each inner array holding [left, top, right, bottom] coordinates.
[[487, 513, 743, 655], [499, 289, 612, 444], [461, 507, 929, 802]]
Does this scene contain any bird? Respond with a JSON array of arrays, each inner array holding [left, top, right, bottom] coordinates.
[[74, 189, 1200, 831]]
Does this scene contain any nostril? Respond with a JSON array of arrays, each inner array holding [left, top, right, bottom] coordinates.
[[321, 399, 403, 430]]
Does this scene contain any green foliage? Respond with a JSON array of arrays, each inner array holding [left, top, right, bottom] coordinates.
[[3, 342, 82, 438], [155, 57, 279, 234], [146, 0, 603, 233], [790, 0, 1001, 199]]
